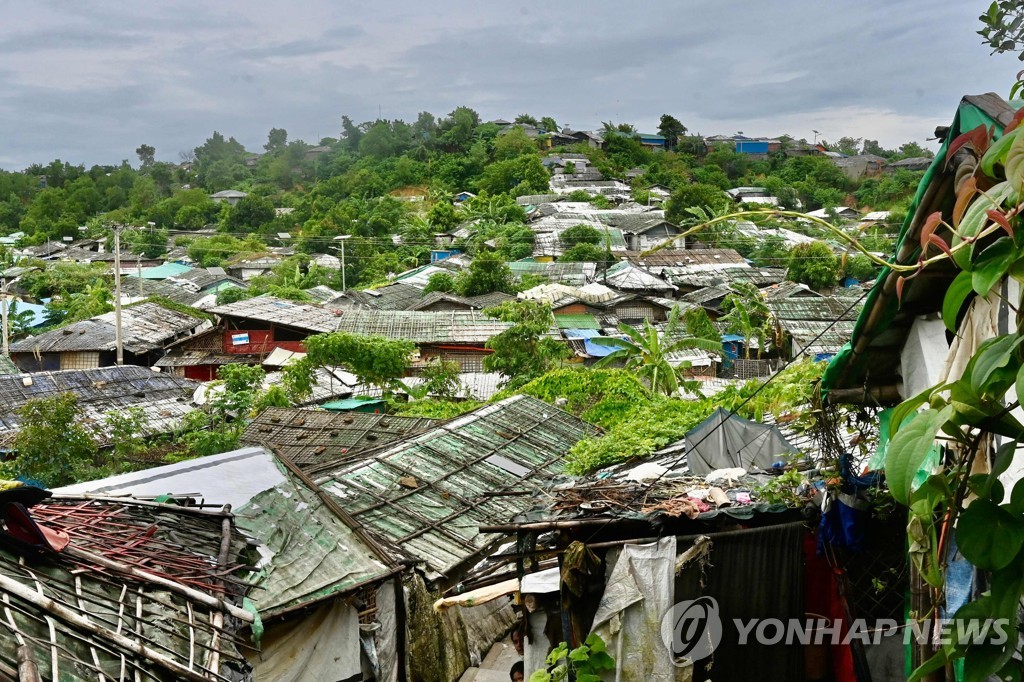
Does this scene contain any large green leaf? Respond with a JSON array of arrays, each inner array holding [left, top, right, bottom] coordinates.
[[890, 384, 947, 437], [942, 270, 975, 332], [908, 649, 948, 682], [955, 499, 1024, 570], [968, 333, 1023, 394], [885, 406, 951, 505], [971, 237, 1018, 296], [980, 127, 1021, 177]]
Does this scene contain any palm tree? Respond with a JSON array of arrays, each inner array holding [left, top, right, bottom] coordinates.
[[591, 308, 720, 396], [720, 282, 770, 359]]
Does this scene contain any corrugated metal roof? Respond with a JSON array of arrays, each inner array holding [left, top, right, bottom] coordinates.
[[56, 446, 394, 621], [10, 302, 209, 354], [334, 283, 424, 311], [210, 295, 340, 333], [313, 395, 601, 579], [242, 408, 439, 475], [625, 248, 746, 268], [122, 276, 209, 306], [781, 319, 858, 355], [0, 365, 199, 446], [766, 297, 862, 322], [333, 309, 516, 344]]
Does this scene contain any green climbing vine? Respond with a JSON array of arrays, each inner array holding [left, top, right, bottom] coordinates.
[[876, 106, 1024, 680]]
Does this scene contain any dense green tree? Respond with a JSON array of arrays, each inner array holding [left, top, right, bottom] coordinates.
[[482, 300, 569, 388], [540, 117, 559, 133], [456, 251, 516, 296], [657, 114, 687, 150], [264, 128, 288, 152], [841, 253, 879, 282], [560, 242, 607, 263], [222, 194, 275, 233], [423, 271, 456, 294], [787, 241, 840, 290], [6, 394, 98, 487], [494, 127, 537, 161], [664, 183, 730, 224], [681, 306, 718, 342], [286, 332, 415, 397], [427, 200, 459, 231], [476, 155, 549, 196], [438, 106, 481, 153], [559, 224, 602, 249], [135, 144, 156, 167]]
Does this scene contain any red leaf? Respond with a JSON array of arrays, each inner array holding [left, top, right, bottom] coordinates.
[[953, 177, 977, 228], [895, 275, 906, 305], [1004, 108, 1024, 136], [987, 209, 1014, 238], [919, 211, 943, 249], [927, 233, 953, 257], [947, 124, 993, 159]]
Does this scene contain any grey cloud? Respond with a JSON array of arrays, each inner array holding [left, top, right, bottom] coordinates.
[[0, 0, 1022, 169]]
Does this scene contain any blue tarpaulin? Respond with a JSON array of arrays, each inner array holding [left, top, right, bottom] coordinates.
[[563, 330, 630, 358]]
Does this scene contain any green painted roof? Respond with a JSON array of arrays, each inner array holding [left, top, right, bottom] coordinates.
[[555, 313, 600, 329], [235, 462, 393, 618], [321, 398, 387, 411], [138, 262, 193, 279]]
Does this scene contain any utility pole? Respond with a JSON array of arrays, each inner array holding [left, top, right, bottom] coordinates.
[[113, 225, 124, 365], [335, 234, 352, 292], [1, 277, 9, 358]]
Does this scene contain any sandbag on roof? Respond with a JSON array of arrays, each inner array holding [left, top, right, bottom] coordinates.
[[684, 407, 797, 475]]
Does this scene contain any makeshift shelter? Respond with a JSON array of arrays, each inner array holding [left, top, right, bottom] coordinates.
[[57, 446, 404, 682], [0, 489, 255, 681], [684, 407, 797, 475]]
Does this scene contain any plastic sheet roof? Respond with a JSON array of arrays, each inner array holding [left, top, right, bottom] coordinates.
[[313, 395, 601, 579]]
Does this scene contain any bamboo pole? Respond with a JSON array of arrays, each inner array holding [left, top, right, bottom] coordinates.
[[0, 572, 217, 682], [62, 546, 253, 624]]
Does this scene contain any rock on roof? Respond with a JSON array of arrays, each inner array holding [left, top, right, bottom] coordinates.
[[242, 407, 438, 473], [0, 365, 199, 446]]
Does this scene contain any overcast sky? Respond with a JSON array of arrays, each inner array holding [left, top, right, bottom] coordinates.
[[1, 1, 1021, 170]]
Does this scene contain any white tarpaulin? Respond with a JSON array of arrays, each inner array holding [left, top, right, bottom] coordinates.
[[590, 537, 677, 682], [899, 316, 950, 399], [250, 599, 361, 682]]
